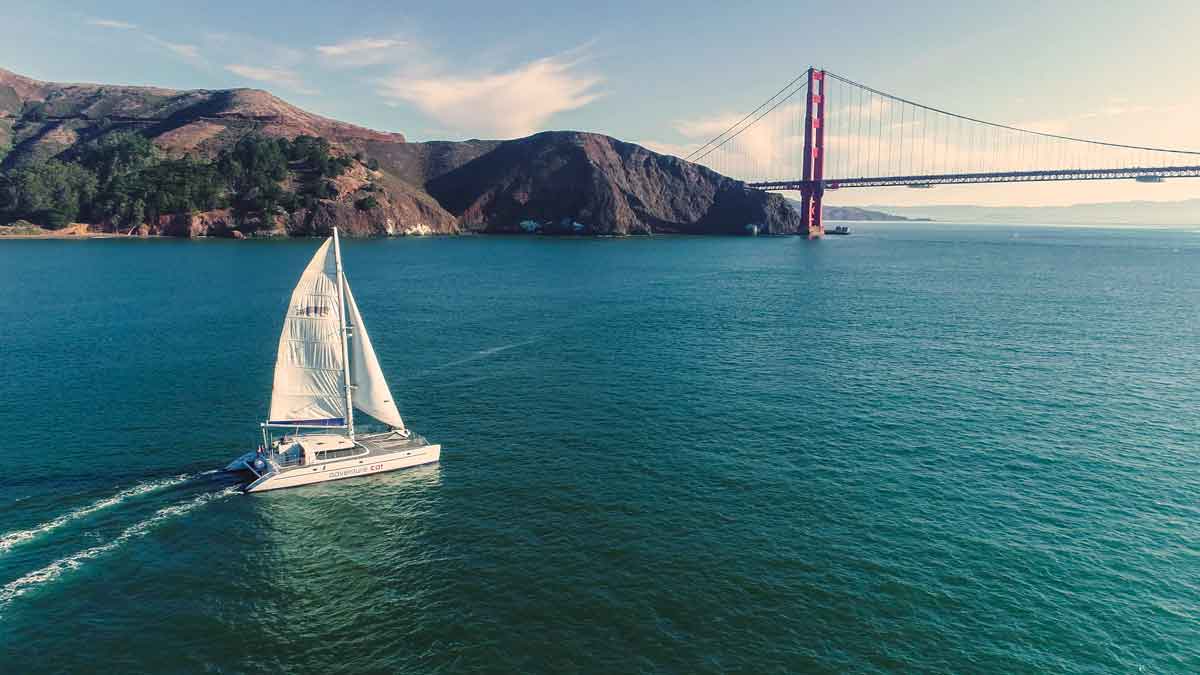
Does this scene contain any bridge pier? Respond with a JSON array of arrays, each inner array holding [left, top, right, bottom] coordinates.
[[800, 185, 824, 238]]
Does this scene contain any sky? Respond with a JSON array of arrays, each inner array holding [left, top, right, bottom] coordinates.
[[4, 0, 1200, 207]]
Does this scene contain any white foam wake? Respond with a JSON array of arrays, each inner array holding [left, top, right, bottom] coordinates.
[[420, 338, 540, 374], [0, 474, 195, 555], [0, 486, 240, 608]]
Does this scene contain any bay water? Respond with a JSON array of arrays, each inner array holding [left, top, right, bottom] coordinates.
[[0, 225, 1197, 672]]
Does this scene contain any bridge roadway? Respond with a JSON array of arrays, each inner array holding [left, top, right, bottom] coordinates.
[[748, 165, 1200, 191]]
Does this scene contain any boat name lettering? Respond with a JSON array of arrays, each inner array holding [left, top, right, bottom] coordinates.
[[329, 463, 386, 479], [293, 303, 332, 317]]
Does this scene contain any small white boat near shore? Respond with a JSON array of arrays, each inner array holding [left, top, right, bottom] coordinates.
[[226, 228, 439, 492]]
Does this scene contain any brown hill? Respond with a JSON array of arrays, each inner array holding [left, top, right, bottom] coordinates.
[[0, 67, 461, 235], [0, 67, 404, 161], [428, 131, 801, 234], [0, 67, 799, 237]]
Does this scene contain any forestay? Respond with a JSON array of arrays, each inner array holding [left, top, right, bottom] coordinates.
[[267, 239, 349, 426]]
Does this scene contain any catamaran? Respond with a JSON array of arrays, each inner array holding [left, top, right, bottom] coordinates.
[[225, 228, 440, 492]]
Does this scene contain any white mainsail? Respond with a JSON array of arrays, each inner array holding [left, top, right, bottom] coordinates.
[[267, 238, 349, 426], [344, 280, 406, 430]]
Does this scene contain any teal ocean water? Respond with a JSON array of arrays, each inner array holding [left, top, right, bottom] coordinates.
[[1, 225, 1197, 673]]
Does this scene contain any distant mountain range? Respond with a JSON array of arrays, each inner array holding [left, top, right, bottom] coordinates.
[[784, 200, 926, 221], [860, 200, 1200, 226]]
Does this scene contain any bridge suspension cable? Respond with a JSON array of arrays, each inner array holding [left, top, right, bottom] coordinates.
[[681, 66, 1200, 189], [683, 74, 808, 164]]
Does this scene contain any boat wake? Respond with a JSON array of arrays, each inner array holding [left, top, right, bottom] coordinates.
[[416, 338, 540, 376], [0, 486, 240, 608], [0, 473, 199, 555]]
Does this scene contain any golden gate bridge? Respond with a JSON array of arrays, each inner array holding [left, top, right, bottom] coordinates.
[[683, 68, 1200, 236]]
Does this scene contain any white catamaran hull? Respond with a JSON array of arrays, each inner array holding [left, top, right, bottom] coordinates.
[[241, 443, 440, 493]]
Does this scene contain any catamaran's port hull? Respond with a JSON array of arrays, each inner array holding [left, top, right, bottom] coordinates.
[[243, 444, 440, 493]]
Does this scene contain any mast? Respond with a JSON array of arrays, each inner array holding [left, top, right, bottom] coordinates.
[[332, 227, 355, 438]]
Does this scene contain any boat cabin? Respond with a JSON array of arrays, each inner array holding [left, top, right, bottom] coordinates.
[[274, 433, 360, 466]]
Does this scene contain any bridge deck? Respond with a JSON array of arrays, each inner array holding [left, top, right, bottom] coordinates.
[[748, 166, 1200, 191]]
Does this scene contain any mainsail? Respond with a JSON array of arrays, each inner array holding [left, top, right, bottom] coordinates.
[[267, 239, 349, 426], [344, 280, 406, 430]]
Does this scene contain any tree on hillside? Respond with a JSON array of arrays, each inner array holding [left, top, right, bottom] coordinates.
[[0, 131, 361, 231], [78, 132, 161, 225], [20, 101, 46, 122], [2, 160, 98, 228], [139, 157, 225, 223], [78, 132, 159, 187], [288, 135, 353, 178], [218, 135, 291, 227]]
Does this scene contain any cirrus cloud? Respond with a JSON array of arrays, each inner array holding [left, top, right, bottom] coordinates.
[[377, 51, 602, 139], [87, 18, 137, 30], [146, 35, 203, 64], [226, 64, 318, 95], [316, 37, 403, 66]]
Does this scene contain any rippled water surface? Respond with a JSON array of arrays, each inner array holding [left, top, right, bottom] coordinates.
[[1, 225, 1198, 673]]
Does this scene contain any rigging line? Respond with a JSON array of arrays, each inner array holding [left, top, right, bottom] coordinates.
[[684, 71, 812, 162], [690, 80, 810, 164], [824, 70, 1200, 156]]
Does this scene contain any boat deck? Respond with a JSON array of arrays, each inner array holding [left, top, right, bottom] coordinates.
[[356, 431, 431, 454], [268, 430, 430, 471]]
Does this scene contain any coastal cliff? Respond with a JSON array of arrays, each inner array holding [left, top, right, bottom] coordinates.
[[428, 132, 800, 235], [0, 67, 799, 237]]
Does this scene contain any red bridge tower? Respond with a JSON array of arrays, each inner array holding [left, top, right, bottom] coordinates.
[[799, 68, 826, 238]]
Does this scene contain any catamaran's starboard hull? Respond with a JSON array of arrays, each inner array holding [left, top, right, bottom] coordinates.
[[243, 444, 440, 493]]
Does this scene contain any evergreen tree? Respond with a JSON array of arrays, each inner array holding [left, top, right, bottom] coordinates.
[[0, 132, 367, 230], [5, 160, 98, 228]]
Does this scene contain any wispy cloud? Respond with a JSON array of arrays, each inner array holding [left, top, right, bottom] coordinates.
[[671, 104, 807, 174], [1022, 98, 1189, 134], [85, 17, 205, 67], [203, 32, 306, 74], [316, 37, 403, 66], [87, 18, 137, 30], [1080, 104, 1153, 120], [146, 35, 203, 64], [635, 140, 701, 159], [377, 49, 602, 138], [226, 64, 318, 95], [1022, 118, 1071, 135]]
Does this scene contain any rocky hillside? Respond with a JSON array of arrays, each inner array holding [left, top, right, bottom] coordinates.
[[429, 132, 800, 235], [0, 67, 800, 236], [0, 67, 403, 163]]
